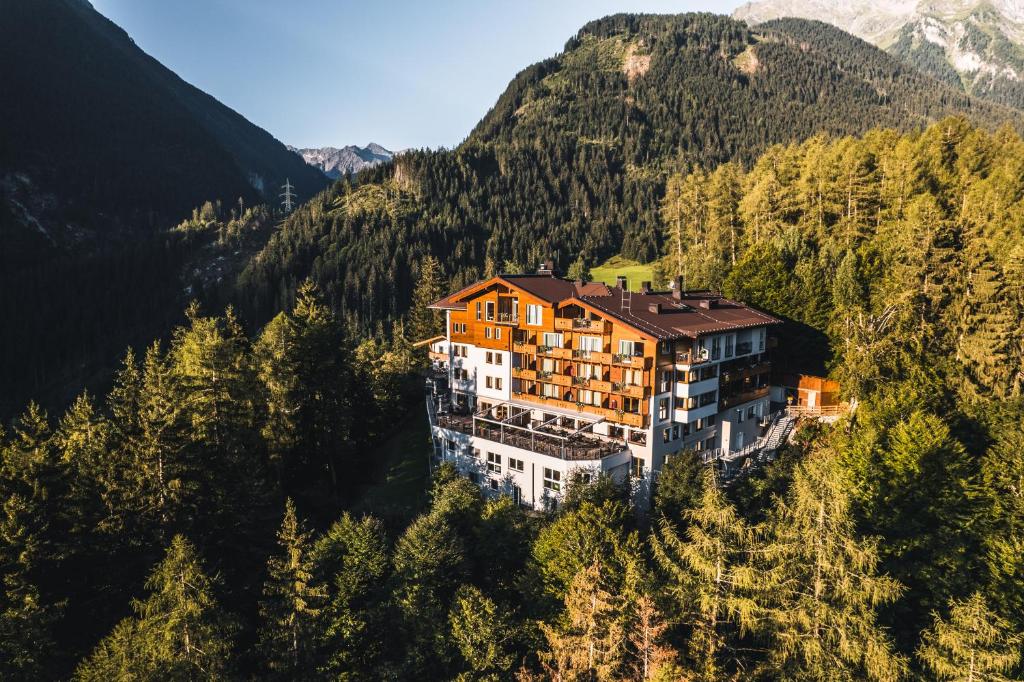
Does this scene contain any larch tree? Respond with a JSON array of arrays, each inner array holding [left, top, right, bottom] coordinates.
[[449, 584, 520, 680], [651, 467, 759, 681], [758, 449, 908, 681], [917, 592, 1022, 682], [75, 535, 235, 680]]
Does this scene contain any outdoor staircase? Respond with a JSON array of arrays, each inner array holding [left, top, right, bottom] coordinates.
[[763, 412, 796, 452]]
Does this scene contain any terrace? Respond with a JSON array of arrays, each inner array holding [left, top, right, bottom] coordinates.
[[431, 397, 629, 462]]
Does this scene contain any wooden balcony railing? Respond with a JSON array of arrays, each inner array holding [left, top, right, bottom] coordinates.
[[554, 318, 612, 333], [514, 392, 646, 428], [612, 354, 651, 369]]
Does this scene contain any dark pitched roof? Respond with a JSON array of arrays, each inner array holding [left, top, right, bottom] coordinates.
[[579, 287, 780, 339], [429, 274, 780, 339], [428, 274, 610, 310]]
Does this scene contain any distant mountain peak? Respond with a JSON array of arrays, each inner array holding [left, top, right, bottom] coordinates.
[[733, 0, 1024, 109], [289, 143, 394, 179]]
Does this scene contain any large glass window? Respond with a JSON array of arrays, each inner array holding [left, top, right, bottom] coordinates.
[[725, 334, 735, 358], [485, 301, 495, 321], [542, 332, 563, 348], [579, 335, 602, 352], [486, 452, 501, 474], [526, 304, 543, 326], [543, 468, 561, 491]]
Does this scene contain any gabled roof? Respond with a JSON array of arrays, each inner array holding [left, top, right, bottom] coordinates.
[[428, 274, 610, 310], [429, 274, 781, 339]]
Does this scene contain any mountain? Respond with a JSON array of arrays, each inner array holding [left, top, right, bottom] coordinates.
[[291, 144, 395, 179], [232, 13, 1023, 334], [733, 0, 1024, 109], [0, 0, 328, 253], [0, 0, 327, 418]]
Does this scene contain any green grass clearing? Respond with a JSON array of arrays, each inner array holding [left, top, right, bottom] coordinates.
[[589, 255, 657, 289]]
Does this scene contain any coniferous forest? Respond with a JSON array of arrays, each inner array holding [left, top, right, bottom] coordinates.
[[3, 8, 1024, 682]]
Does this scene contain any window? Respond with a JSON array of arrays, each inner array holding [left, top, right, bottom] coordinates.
[[747, 406, 756, 419], [725, 334, 735, 358], [486, 352, 493, 364], [624, 368, 642, 386], [509, 457, 524, 472], [488, 478, 499, 491], [475, 302, 481, 321], [485, 377, 493, 389], [662, 428, 671, 444], [542, 332, 563, 348], [485, 301, 495, 321], [631, 456, 645, 478], [608, 426, 624, 439], [672, 424, 680, 440], [579, 390, 602, 407], [618, 339, 640, 356], [485, 327, 492, 339], [658, 398, 669, 421], [759, 329, 766, 352], [579, 335, 602, 353], [495, 328, 501, 340], [659, 370, 671, 393], [736, 409, 744, 423], [711, 336, 722, 361], [541, 357, 559, 373], [543, 468, 561, 491], [578, 472, 593, 484], [541, 383, 560, 398], [486, 452, 501, 474], [495, 378, 503, 390], [495, 354, 503, 365], [660, 340, 671, 355], [579, 363, 600, 379], [526, 304, 543, 326]]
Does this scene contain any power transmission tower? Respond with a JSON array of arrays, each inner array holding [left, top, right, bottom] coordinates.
[[280, 178, 296, 213]]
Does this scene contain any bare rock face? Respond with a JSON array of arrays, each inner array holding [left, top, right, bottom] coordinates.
[[289, 144, 395, 179], [733, 0, 1024, 109]]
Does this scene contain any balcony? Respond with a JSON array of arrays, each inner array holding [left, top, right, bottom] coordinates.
[[513, 342, 536, 354], [495, 312, 519, 326], [612, 353, 650, 369], [512, 367, 536, 381], [428, 350, 448, 363], [514, 392, 646, 428], [572, 349, 613, 364], [736, 341, 753, 355], [537, 345, 573, 360], [719, 386, 770, 410], [676, 349, 708, 366], [611, 382, 647, 399], [555, 317, 612, 333]]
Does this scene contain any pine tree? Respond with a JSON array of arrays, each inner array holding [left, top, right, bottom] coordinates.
[[75, 535, 235, 680], [759, 450, 907, 681], [917, 593, 1022, 682], [449, 584, 519, 679], [259, 499, 325, 678]]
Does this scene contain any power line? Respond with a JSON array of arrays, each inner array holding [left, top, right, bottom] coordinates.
[[280, 178, 296, 213]]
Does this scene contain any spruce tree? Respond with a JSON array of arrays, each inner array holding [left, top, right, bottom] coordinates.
[[917, 593, 1022, 682], [651, 451, 704, 526], [449, 584, 519, 680], [409, 254, 445, 342], [258, 499, 325, 678], [309, 513, 390, 679]]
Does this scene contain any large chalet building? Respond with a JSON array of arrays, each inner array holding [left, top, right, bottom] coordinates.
[[425, 267, 782, 510]]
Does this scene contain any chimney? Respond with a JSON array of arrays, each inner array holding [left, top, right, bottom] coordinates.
[[698, 299, 711, 310], [648, 303, 662, 314], [641, 281, 652, 293], [615, 275, 627, 290], [672, 276, 684, 300]]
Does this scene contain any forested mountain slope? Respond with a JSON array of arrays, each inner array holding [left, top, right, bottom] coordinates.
[[234, 13, 1022, 334], [0, 0, 326, 255], [0, 0, 327, 419]]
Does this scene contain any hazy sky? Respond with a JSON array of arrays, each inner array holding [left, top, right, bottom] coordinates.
[[90, 0, 744, 150]]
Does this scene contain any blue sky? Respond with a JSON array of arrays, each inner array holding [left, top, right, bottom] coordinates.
[[90, 0, 743, 150]]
